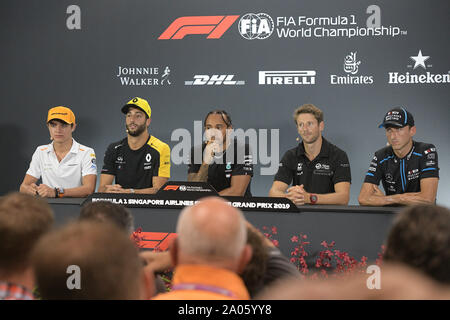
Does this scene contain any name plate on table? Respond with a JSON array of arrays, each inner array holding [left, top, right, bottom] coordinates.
[[85, 194, 197, 209], [83, 181, 298, 213], [224, 196, 298, 213], [156, 181, 219, 197]]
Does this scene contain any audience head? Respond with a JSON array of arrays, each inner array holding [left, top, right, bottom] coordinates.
[[241, 224, 268, 297], [79, 201, 134, 234], [384, 204, 450, 284], [172, 197, 252, 273], [31, 220, 153, 299], [256, 263, 450, 300], [0, 192, 53, 279]]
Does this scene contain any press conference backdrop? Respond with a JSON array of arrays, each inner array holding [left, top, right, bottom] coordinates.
[[1, 0, 449, 206]]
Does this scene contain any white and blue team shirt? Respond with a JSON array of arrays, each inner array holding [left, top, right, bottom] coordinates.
[[26, 139, 97, 189], [364, 141, 439, 195]]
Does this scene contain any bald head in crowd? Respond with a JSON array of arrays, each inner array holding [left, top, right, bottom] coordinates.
[[172, 197, 251, 273], [31, 221, 154, 300]]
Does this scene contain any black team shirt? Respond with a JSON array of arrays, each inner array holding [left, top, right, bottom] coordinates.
[[188, 139, 253, 197], [364, 141, 439, 195], [274, 137, 351, 193]]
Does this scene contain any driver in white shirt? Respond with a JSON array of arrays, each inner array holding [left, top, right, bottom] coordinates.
[[20, 106, 97, 198]]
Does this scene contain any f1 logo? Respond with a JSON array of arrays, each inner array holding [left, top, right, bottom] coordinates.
[[158, 15, 239, 40], [163, 185, 180, 191], [137, 232, 177, 250]]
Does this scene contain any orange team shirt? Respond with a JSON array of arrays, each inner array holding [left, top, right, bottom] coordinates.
[[153, 264, 250, 300]]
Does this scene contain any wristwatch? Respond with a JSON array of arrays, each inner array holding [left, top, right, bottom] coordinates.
[[55, 187, 65, 198], [309, 194, 318, 205]]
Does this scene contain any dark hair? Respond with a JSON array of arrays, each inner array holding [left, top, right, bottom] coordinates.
[[204, 110, 232, 128], [31, 221, 143, 299], [384, 205, 450, 284], [241, 225, 268, 297], [79, 201, 134, 234], [0, 193, 54, 274]]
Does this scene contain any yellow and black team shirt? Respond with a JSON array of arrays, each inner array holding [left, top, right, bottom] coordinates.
[[101, 135, 170, 189]]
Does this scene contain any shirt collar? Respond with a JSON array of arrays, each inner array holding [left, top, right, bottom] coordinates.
[[48, 138, 79, 154], [171, 264, 250, 300], [390, 140, 416, 160], [296, 136, 330, 158]]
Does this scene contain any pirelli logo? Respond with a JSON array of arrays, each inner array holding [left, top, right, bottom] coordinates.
[[158, 15, 239, 40], [258, 70, 316, 85]]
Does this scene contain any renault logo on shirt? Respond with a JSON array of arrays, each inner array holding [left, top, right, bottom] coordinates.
[[144, 153, 152, 170]]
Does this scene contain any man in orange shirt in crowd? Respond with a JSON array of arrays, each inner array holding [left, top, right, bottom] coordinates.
[[153, 197, 252, 300]]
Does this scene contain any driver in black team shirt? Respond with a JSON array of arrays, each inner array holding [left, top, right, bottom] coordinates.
[[99, 97, 171, 194], [358, 107, 439, 206], [188, 110, 253, 197], [269, 104, 351, 205]]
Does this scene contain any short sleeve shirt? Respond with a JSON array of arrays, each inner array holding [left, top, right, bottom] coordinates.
[[274, 137, 351, 194], [364, 141, 439, 195], [101, 135, 171, 189], [188, 139, 253, 197], [26, 139, 97, 189]]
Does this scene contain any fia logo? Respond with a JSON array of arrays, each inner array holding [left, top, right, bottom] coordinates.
[[238, 13, 274, 40]]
